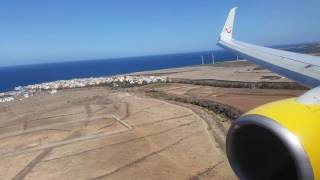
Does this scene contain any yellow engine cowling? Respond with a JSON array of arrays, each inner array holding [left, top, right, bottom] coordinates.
[[226, 98, 320, 180]]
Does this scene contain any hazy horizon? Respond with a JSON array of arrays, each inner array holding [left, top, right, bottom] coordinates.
[[1, 40, 319, 68]]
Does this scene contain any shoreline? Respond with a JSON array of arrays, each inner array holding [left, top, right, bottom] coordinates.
[[0, 60, 308, 103], [0, 75, 169, 103]]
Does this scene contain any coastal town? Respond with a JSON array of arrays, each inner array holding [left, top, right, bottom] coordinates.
[[0, 75, 168, 103]]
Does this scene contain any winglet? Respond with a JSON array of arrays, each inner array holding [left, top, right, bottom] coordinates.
[[220, 7, 238, 41]]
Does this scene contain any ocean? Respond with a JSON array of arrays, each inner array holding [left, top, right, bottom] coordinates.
[[0, 50, 237, 92]]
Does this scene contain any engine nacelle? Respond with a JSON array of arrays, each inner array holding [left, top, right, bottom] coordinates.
[[227, 98, 320, 180]]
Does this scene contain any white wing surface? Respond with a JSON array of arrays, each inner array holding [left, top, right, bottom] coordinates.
[[217, 7, 320, 88]]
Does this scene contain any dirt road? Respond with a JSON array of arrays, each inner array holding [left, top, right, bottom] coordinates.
[[0, 88, 236, 180]]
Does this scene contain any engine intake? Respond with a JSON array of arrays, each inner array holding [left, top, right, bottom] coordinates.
[[227, 115, 314, 180]]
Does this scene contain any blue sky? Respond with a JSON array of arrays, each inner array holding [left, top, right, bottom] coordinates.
[[0, 0, 319, 66]]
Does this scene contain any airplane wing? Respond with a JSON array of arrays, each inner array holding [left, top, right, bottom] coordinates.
[[220, 8, 320, 180], [217, 7, 320, 88]]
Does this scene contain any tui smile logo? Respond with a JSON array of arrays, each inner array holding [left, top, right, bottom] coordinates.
[[226, 27, 232, 34]]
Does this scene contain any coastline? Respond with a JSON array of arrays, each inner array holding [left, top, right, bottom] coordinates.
[[0, 60, 307, 103], [0, 60, 307, 179]]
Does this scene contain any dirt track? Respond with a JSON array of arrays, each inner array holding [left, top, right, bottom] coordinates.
[[0, 88, 236, 180], [142, 83, 305, 113]]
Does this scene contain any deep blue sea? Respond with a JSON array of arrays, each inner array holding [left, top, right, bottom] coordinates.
[[0, 50, 236, 92]]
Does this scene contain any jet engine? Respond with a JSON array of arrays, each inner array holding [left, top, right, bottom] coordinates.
[[226, 89, 320, 180]]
